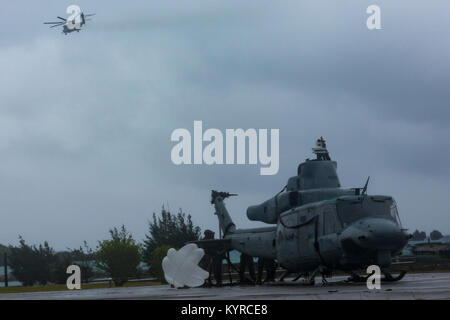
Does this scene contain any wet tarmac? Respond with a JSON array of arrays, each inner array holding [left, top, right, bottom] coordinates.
[[1, 272, 450, 300]]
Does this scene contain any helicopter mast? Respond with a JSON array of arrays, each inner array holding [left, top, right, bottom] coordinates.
[[312, 136, 331, 161]]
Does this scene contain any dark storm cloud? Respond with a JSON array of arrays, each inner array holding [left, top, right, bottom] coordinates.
[[0, 0, 449, 249]]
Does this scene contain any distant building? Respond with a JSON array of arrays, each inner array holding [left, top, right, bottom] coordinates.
[[401, 237, 450, 258], [413, 242, 450, 257]]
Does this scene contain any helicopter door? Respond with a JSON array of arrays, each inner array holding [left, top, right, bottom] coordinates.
[[318, 205, 342, 267], [277, 211, 302, 270], [297, 209, 320, 270]]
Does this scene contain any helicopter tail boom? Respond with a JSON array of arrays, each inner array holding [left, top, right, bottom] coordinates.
[[211, 190, 237, 238]]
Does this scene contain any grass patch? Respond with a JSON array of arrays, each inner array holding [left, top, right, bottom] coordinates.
[[0, 281, 162, 294]]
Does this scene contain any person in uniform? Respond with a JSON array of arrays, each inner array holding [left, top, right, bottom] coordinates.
[[256, 258, 277, 284], [199, 230, 224, 287], [239, 253, 256, 284]]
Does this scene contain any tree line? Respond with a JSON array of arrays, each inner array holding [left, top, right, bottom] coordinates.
[[2, 207, 201, 287], [411, 229, 444, 241]]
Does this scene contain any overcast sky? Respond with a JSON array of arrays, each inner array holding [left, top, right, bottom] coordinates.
[[0, 1, 449, 250]]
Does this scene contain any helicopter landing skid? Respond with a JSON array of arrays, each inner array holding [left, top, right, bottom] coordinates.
[[346, 270, 407, 283], [382, 270, 407, 282], [307, 266, 329, 286], [346, 272, 369, 283]]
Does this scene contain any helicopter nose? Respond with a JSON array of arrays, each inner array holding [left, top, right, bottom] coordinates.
[[340, 218, 409, 252]]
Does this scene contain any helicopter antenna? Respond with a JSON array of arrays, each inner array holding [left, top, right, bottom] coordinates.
[[361, 176, 370, 195]]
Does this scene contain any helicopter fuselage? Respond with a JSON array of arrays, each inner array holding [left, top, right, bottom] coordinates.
[[221, 193, 408, 273]]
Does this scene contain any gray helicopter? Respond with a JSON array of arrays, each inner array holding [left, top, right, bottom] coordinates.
[[205, 137, 410, 284], [44, 11, 95, 35]]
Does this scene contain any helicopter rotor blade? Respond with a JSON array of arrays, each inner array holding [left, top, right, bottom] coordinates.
[[57, 16, 67, 21], [50, 23, 64, 28], [84, 13, 96, 17], [44, 22, 64, 24]]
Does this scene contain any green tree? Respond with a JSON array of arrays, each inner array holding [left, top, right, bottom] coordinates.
[[430, 230, 443, 241], [95, 226, 141, 286], [149, 245, 171, 283], [143, 207, 201, 261], [45, 241, 96, 285], [70, 241, 95, 283], [411, 230, 427, 241], [52, 251, 74, 284], [35, 241, 57, 285], [0, 244, 10, 266], [8, 237, 56, 286]]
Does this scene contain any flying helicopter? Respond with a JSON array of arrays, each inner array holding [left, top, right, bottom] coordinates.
[[194, 137, 411, 285], [44, 8, 95, 35]]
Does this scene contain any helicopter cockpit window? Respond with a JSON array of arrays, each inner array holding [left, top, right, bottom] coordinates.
[[337, 200, 364, 226], [365, 197, 400, 224], [337, 197, 400, 226], [390, 201, 401, 226]]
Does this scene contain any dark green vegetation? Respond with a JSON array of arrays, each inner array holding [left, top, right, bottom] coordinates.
[[143, 208, 201, 282], [148, 245, 171, 283], [6, 237, 94, 286], [95, 226, 142, 287], [411, 230, 427, 241], [0, 244, 10, 265], [430, 230, 444, 241], [143, 208, 201, 258], [1, 207, 202, 290], [411, 230, 444, 241]]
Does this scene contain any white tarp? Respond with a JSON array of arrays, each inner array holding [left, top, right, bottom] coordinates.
[[162, 243, 209, 288]]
